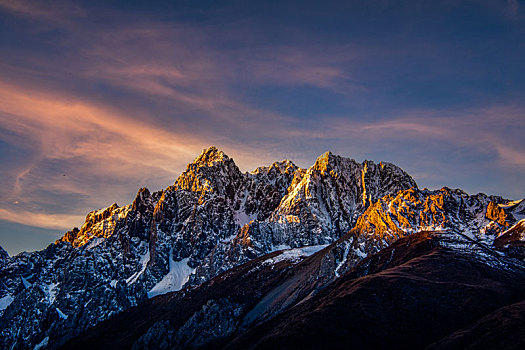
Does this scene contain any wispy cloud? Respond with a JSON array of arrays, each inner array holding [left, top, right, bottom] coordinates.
[[0, 0, 85, 22], [0, 80, 202, 225], [0, 208, 84, 230], [495, 144, 525, 167], [0, 77, 311, 231]]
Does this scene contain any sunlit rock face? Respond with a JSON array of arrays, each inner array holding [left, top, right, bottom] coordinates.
[[268, 152, 417, 244], [494, 218, 525, 258], [0, 146, 522, 349], [58, 203, 131, 247]]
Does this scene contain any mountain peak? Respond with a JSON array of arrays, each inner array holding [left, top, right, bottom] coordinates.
[[313, 151, 333, 167], [174, 146, 242, 194], [316, 151, 334, 162], [251, 159, 299, 176], [312, 151, 357, 174], [193, 146, 229, 167], [0, 245, 9, 261]]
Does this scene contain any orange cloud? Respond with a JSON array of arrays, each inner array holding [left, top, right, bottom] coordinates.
[[0, 208, 84, 230], [0, 80, 202, 169], [0, 78, 306, 232]]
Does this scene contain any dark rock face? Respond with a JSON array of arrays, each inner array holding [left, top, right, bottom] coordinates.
[[0, 147, 523, 349]]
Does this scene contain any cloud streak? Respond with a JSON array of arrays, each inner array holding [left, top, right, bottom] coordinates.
[[0, 208, 84, 231]]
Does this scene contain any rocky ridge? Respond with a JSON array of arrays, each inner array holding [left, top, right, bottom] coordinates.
[[0, 146, 523, 349]]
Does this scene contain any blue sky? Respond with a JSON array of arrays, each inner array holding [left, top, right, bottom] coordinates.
[[1, 0, 524, 255]]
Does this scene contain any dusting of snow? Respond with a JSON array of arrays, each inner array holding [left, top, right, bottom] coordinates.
[[126, 248, 150, 285], [75, 204, 131, 247], [42, 283, 59, 304], [148, 254, 195, 298], [280, 215, 300, 224]]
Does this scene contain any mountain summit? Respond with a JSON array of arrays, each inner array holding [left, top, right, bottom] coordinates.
[[0, 147, 523, 349]]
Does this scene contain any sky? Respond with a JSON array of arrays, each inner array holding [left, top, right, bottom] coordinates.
[[0, 0, 524, 255]]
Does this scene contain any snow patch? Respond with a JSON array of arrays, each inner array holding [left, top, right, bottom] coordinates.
[[21, 277, 31, 289], [265, 245, 328, 264], [33, 336, 48, 350], [0, 295, 14, 311], [234, 193, 256, 226], [148, 255, 195, 298], [335, 242, 351, 277], [234, 210, 255, 226], [56, 307, 68, 319], [221, 234, 238, 243], [498, 199, 523, 208], [84, 237, 104, 250], [271, 244, 292, 252], [501, 219, 525, 239]]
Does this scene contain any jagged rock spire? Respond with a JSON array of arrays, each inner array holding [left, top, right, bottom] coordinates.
[[173, 146, 243, 195], [193, 146, 229, 167]]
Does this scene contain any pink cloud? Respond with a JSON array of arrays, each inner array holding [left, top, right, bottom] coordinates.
[[0, 78, 309, 231], [0, 208, 85, 230]]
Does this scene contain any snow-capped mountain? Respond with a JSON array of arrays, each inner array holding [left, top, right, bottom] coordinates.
[[0, 147, 523, 349]]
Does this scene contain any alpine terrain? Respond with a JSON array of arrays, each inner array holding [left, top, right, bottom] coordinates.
[[1, 147, 524, 349]]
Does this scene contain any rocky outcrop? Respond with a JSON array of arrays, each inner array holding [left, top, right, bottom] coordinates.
[[57, 203, 130, 247]]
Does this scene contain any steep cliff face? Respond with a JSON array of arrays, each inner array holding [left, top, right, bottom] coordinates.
[[0, 147, 522, 349]]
